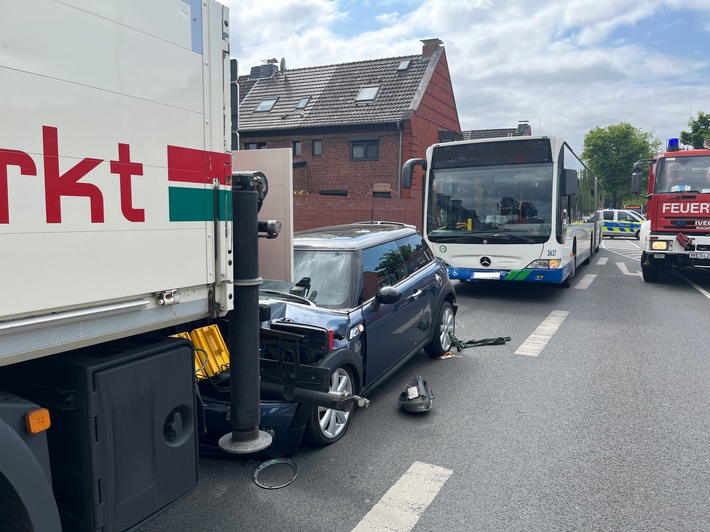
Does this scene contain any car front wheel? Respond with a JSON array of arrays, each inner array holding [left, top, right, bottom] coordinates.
[[425, 301, 455, 357], [304, 366, 355, 446]]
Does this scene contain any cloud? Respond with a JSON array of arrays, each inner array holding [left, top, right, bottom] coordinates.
[[223, 0, 710, 150]]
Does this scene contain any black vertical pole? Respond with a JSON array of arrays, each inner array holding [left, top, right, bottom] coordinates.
[[218, 172, 272, 453]]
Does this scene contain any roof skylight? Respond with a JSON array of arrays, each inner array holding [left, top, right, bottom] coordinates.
[[397, 60, 411, 71], [355, 86, 380, 102], [255, 98, 277, 112]]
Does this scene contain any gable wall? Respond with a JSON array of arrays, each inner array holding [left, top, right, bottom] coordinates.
[[237, 49, 460, 232]]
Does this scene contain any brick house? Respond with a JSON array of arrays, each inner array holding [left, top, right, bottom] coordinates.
[[236, 38, 460, 231]]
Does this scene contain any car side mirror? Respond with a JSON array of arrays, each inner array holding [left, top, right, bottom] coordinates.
[[370, 285, 402, 311]]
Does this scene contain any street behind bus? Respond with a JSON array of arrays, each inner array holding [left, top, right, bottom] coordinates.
[[145, 237, 710, 532]]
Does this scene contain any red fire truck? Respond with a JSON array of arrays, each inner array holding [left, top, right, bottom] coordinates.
[[632, 138, 710, 281]]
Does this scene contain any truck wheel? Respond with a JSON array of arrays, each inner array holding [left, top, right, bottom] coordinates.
[[304, 366, 355, 446], [0, 483, 33, 532], [641, 253, 658, 282], [425, 301, 455, 357]]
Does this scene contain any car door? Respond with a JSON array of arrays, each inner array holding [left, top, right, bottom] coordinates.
[[618, 210, 639, 236], [395, 233, 439, 341], [359, 240, 424, 385], [602, 209, 614, 236]]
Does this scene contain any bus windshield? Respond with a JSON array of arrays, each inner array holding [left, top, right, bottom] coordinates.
[[426, 163, 554, 244]]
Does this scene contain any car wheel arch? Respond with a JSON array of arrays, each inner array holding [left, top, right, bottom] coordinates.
[[317, 348, 363, 393]]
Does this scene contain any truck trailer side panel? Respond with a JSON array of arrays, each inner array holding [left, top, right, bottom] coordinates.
[[0, 0, 233, 364]]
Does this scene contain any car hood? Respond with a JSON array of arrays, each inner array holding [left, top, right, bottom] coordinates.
[[261, 297, 353, 342]]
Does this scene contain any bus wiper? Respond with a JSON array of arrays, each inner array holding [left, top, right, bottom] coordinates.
[[491, 231, 535, 243], [427, 236, 468, 243]]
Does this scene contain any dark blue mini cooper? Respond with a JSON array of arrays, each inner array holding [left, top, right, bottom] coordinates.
[[200, 222, 456, 455]]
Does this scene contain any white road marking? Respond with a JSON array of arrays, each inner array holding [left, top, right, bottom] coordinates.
[[573, 273, 597, 289], [674, 271, 710, 301], [616, 262, 641, 276], [514, 310, 569, 357], [352, 461, 453, 532], [596, 257, 608, 266], [602, 239, 642, 260]]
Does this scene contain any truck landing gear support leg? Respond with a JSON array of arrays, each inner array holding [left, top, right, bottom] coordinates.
[[219, 172, 273, 454]]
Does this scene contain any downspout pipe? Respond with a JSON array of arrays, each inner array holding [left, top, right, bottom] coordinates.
[[397, 121, 403, 199]]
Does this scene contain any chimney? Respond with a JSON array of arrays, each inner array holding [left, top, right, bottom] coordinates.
[[249, 58, 279, 80], [421, 38, 443, 58], [517, 121, 532, 136]]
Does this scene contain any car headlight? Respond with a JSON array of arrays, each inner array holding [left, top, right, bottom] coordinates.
[[650, 240, 670, 251]]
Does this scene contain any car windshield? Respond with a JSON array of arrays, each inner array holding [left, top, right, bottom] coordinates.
[[293, 250, 353, 308], [279, 249, 355, 309]]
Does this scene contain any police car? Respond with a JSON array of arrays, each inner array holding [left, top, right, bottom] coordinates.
[[597, 209, 645, 239]]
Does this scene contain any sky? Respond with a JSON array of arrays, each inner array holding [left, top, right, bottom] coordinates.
[[222, 0, 710, 154]]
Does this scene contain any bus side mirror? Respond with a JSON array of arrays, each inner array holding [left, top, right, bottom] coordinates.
[[401, 158, 426, 189], [563, 169, 578, 196]]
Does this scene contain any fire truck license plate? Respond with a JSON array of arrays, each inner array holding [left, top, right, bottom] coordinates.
[[690, 252, 710, 259]]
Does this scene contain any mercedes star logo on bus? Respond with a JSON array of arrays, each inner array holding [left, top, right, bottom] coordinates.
[[480, 256, 491, 267]]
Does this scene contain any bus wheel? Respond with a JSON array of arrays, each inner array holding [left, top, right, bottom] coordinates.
[[561, 243, 576, 288], [583, 239, 592, 265]]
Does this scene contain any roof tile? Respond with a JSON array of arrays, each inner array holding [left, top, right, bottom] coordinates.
[[237, 52, 437, 131]]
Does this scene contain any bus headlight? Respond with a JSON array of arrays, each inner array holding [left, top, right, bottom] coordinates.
[[526, 259, 561, 269]]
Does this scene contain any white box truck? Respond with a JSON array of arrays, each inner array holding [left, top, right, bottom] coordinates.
[[0, 1, 254, 530]]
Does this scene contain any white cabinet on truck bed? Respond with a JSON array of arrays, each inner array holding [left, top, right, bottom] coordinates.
[[1, 0, 233, 365]]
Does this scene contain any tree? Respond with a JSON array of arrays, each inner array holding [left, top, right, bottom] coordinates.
[[581, 123, 659, 209], [680, 111, 710, 149]]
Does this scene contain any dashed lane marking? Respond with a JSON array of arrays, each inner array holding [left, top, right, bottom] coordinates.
[[514, 310, 569, 357], [596, 257, 608, 266], [352, 461, 453, 532], [573, 273, 597, 289]]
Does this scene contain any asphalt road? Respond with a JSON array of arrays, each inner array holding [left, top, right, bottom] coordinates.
[[144, 238, 710, 532]]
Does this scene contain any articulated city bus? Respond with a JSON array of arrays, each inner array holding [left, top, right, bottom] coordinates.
[[402, 136, 602, 287]]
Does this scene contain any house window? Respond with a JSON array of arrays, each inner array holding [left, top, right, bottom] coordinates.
[[351, 139, 379, 161], [296, 97, 310, 109], [244, 142, 266, 150], [355, 86, 380, 102], [255, 98, 277, 112], [292, 141, 301, 157], [312, 139, 323, 156]]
